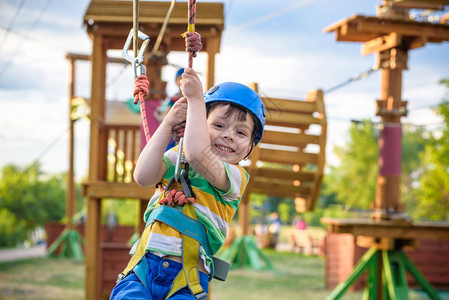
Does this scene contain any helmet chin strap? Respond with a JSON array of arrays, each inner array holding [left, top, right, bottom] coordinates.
[[244, 143, 255, 160]]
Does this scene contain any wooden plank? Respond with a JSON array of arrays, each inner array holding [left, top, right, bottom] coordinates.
[[261, 130, 320, 146], [324, 15, 449, 43], [391, 0, 447, 10], [266, 111, 323, 127], [83, 181, 155, 199], [84, 1, 224, 27], [256, 168, 315, 182], [321, 218, 449, 240], [259, 148, 318, 164], [253, 183, 311, 198], [358, 16, 449, 41], [362, 33, 402, 56], [262, 97, 317, 114]]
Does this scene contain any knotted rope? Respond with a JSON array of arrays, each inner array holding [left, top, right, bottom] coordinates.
[[158, 187, 196, 206], [133, 74, 151, 142], [160, 0, 201, 206]]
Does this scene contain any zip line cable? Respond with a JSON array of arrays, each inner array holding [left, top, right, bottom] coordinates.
[[226, 0, 319, 33], [0, 0, 54, 81], [0, 25, 68, 51], [0, 0, 27, 53], [324, 66, 379, 94], [35, 126, 70, 162]]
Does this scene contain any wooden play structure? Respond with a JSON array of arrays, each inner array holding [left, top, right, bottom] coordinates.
[[80, 1, 224, 298], [322, 1, 449, 299], [77, 0, 328, 298]]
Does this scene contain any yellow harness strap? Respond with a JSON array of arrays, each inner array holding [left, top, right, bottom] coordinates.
[[121, 219, 152, 277], [164, 204, 206, 299], [119, 200, 206, 299]]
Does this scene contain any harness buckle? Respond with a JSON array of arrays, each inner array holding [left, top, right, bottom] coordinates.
[[116, 273, 125, 283], [194, 291, 208, 300]]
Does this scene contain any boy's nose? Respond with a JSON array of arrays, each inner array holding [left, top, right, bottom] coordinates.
[[223, 131, 234, 140]]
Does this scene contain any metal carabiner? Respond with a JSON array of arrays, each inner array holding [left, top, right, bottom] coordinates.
[[122, 29, 150, 77]]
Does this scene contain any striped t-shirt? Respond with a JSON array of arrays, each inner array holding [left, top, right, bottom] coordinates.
[[135, 146, 249, 272]]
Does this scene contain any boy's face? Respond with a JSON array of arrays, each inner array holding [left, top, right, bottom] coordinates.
[[207, 105, 255, 164]]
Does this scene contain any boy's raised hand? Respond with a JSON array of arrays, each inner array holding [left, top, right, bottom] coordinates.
[[163, 97, 187, 129], [180, 68, 204, 102]]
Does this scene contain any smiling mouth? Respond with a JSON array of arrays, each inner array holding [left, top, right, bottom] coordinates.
[[215, 144, 234, 153]]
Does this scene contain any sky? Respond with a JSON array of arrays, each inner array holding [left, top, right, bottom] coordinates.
[[0, 0, 448, 180]]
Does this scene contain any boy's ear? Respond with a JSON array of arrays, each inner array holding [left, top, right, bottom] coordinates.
[[244, 142, 255, 159]]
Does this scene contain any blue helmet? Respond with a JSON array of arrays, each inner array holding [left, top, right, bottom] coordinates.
[[175, 68, 185, 79], [204, 82, 266, 145]]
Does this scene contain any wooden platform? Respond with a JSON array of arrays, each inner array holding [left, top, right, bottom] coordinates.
[[324, 233, 449, 290], [321, 218, 449, 240], [83, 0, 224, 51], [324, 15, 449, 56]]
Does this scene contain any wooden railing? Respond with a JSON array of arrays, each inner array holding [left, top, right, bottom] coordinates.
[[104, 124, 141, 184]]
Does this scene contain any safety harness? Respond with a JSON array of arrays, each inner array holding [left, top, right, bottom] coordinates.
[[118, 166, 230, 299], [118, 1, 230, 298]]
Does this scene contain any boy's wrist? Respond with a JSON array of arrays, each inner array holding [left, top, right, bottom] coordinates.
[[187, 96, 204, 103], [160, 120, 175, 134]]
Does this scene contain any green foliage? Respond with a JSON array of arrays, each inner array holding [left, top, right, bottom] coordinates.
[[102, 198, 138, 226], [322, 119, 428, 215], [0, 208, 28, 247], [0, 162, 66, 247], [409, 80, 449, 221], [323, 120, 379, 209]]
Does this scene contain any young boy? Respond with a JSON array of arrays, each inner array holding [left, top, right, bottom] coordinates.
[[110, 68, 265, 299]]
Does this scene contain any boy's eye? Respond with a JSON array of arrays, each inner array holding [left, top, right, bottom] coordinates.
[[237, 130, 247, 136], [214, 124, 224, 129]]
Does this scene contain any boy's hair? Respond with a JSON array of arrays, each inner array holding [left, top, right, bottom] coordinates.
[[206, 101, 261, 144]]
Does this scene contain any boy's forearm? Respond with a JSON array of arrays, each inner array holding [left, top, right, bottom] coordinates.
[[184, 99, 210, 162], [133, 121, 173, 187]]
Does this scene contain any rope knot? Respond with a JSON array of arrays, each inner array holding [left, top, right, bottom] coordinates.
[[133, 74, 149, 104], [159, 189, 196, 206], [172, 122, 186, 142], [183, 32, 202, 58]]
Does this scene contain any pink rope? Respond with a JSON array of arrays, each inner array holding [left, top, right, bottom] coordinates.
[[185, 0, 201, 68], [133, 74, 151, 142]]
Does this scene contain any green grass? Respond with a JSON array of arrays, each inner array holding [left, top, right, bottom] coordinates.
[[0, 251, 445, 300], [212, 250, 364, 300], [0, 257, 84, 300]]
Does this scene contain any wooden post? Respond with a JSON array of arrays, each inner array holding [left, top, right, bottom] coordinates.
[[85, 33, 107, 300], [205, 36, 219, 89], [67, 57, 76, 230], [374, 48, 408, 220], [238, 83, 260, 236]]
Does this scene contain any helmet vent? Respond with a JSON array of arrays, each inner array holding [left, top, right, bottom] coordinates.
[[207, 85, 219, 94]]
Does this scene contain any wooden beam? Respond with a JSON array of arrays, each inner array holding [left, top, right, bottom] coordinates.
[[324, 15, 449, 43], [362, 33, 402, 56], [253, 182, 311, 198], [85, 32, 107, 300], [84, 1, 224, 28], [262, 97, 317, 114], [261, 131, 320, 147], [256, 168, 316, 182], [259, 148, 318, 165], [321, 218, 449, 241], [266, 111, 323, 127], [391, 0, 448, 10], [83, 181, 155, 199], [358, 17, 449, 41]]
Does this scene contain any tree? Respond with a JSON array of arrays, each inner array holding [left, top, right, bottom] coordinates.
[[323, 119, 428, 213], [409, 79, 449, 221], [0, 162, 66, 247], [323, 120, 379, 209]]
